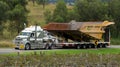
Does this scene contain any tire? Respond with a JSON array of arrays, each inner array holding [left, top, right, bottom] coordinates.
[[102, 44, 107, 48], [91, 44, 95, 48], [82, 44, 86, 49], [25, 44, 31, 50], [15, 48, 19, 50], [76, 45, 80, 49], [97, 44, 101, 48], [49, 45, 53, 49], [88, 44, 92, 48], [100, 44, 103, 48], [45, 44, 49, 49]]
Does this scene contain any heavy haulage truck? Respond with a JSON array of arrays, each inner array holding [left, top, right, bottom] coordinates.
[[13, 25, 57, 50], [13, 20, 114, 50], [44, 20, 114, 49]]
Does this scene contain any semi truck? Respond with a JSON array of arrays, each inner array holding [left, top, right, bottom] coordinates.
[[13, 20, 114, 50], [44, 20, 114, 49], [13, 25, 57, 50]]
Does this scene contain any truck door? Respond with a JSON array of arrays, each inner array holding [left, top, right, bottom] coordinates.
[[29, 32, 37, 48], [29, 32, 44, 49], [37, 31, 45, 48]]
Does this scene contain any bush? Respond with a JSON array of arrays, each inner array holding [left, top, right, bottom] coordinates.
[[111, 38, 120, 45], [0, 53, 120, 66], [0, 41, 14, 48]]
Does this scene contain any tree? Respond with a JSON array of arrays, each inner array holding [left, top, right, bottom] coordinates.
[[108, 0, 120, 38], [9, 4, 28, 33], [44, 9, 52, 23], [3, 0, 28, 33], [53, 0, 68, 22], [0, 1, 9, 22], [29, 0, 36, 6], [74, 0, 108, 21], [36, 0, 48, 9], [0, 1, 9, 34], [67, 9, 77, 22]]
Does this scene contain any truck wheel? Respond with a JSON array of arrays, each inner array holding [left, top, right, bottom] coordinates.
[[25, 44, 30, 50], [49, 45, 53, 49]]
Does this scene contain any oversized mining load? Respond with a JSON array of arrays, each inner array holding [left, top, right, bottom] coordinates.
[[44, 20, 114, 42], [44, 20, 114, 49]]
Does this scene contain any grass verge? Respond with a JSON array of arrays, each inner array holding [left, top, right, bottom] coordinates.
[[0, 40, 14, 48], [0, 48, 120, 66], [111, 38, 120, 45], [2, 48, 120, 56]]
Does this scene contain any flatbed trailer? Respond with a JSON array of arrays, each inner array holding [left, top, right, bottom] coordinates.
[[44, 21, 114, 49]]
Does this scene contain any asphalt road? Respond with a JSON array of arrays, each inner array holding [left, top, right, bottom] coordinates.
[[0, 45, 120, 54]]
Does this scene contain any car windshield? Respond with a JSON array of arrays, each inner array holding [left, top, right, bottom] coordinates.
[[19, 32, 31, 36]]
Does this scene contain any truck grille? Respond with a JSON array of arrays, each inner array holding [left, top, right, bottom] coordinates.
[[16, 38, 22, 41], [14, 37, 22, 46]]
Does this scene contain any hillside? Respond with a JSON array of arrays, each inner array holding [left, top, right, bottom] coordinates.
[[26, 1, 56, 27], [26, 1, 73, 27]]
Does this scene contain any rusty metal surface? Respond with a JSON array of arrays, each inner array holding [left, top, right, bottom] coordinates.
[[44, 21, 103, 31], [44, 23, 70, 30], [43, 21, 114, 41], [44, 21, 84, 30]]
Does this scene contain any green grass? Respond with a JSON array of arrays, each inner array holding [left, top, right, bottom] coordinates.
[[2, 48, 120, 56], [0, 48, 120, 66], [22, 48, 120, 55], [111, 38, 120, 45]]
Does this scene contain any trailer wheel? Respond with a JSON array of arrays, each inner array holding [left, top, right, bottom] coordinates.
[[76, 45, 80, 49], [88, 44, 92, 48], [97, 44, 102, 48], [99, 44, 103, 48], [25, 44, 31, 50], [102, 44, 107, 48], [45, 44, 49, 49], [82, 44, 86, 49]]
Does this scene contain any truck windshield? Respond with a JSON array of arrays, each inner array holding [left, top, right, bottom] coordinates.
[[19, 32, 31, 36]]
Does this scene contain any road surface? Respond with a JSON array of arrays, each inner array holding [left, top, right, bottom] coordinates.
[[0, 45, 120, 54]]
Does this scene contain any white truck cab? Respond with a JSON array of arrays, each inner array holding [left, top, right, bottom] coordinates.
[[13, 26, 57, 50]]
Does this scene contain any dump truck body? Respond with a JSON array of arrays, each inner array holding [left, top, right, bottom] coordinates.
[[44, 21, 114, 48]]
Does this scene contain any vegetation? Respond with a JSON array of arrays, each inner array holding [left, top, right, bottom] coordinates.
[[36, 0, 48, 9], [13, 48, 120, 55], [111, 38, 120, 45], [0, 0, 28, 34], [75, 0, 120, 39], [44, 0, 120, 39], [0, 48, 120, 66], [53, 0, 68, 22], [0, 40, 14, 48], [0, 0, 120, 46]]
